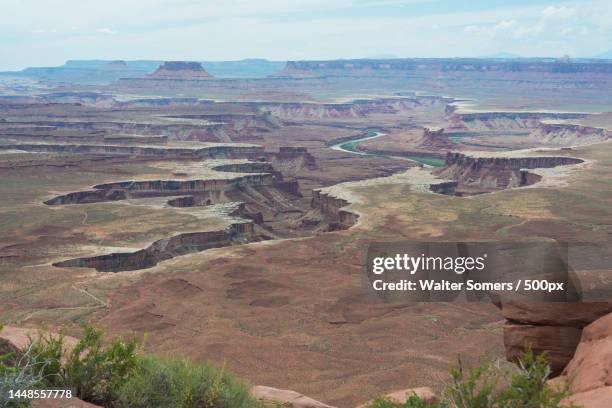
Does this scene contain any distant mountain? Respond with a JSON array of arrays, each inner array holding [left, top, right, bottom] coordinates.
[[0, 59, 286, 84]]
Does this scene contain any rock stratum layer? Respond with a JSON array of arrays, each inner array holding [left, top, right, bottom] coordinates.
[[434, 152, 583, 193]]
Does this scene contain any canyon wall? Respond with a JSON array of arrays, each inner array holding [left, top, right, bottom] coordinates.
[[530, 123, 611, 146], [0, 143, 265, 159], [53, 222, 254, 272], [436, 152, 583, 191], [311, 190, 359, 230]]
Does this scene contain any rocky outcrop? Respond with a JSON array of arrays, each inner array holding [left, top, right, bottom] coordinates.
[[268, 146, 318, 173], [44, 173, 277, 205], [53, 222, 255, 272], [545, 312, 612, 408], [496, 301, 611, 376], [256, 97, 447, 120], [448, 111, 586, 132], [149, 61, 212, 79], [251, 386, 336, 408], [561, 312, 612, 393], [435, 152, 583, 192], [530, 123, 612, 146], [311, 190, 358, 230], [358, 127, 456, 158]]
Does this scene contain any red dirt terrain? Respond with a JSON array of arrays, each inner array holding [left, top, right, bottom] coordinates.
[[1, 59, 611, 407]]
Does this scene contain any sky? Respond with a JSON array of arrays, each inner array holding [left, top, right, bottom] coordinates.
[[1, 0, 611, 70]]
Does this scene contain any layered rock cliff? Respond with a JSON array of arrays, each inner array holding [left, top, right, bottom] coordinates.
[[529, 123, 612, 146], [311, 190, 358, 230], [53, 222, 254, 272], [435, 152, 583, 192]]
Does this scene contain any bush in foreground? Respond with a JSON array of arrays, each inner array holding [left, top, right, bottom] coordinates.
[[116, 357, 257, 408], [369, 351, 580, 408], [22, 325, 265, 408], [1, 344, 47, 408]]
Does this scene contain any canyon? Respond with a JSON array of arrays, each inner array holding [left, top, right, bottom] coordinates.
[[0, 58, 611, 407]]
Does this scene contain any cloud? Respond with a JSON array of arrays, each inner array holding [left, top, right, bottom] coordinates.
[[542, 5, 575, 20], [2, 0, 612, 70], [95, 28, 116, 34]]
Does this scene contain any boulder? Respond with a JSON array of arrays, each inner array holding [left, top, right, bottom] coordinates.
[[495, 301, 611, 375], [498, 301, 611, 327], [355, 387, 438, 408], [561, 312, 612, 394], [503, 323, 582, 375], [562, 386, 612, 408], [251, 385, 336, 408]]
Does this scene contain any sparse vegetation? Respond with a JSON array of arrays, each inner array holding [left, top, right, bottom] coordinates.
[[3, 326, 582, 408], [368, 351, 580, 408], [370, 393, 439, 408], [14, 325, 267, 408], [116, 357, 258, 408], [1, 346, 46, 408]]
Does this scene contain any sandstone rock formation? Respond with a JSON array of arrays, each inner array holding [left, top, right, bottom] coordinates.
[[358, 127, 455, 158], [435, 152, 583, 193], [496, 301, 611, 375], [530, 123, 611, 146], [149, 61, 212, 79], [558, 312, 612, 405], [251, 385, 336, 408]]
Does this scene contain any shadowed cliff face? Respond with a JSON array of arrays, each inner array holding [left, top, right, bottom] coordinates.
[[53, 223, 254, 272], [48, 154, 359, 272], [434, 152, 584, 194]]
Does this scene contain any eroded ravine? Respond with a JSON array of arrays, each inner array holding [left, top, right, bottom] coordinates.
[[47, 152, 358, 272]]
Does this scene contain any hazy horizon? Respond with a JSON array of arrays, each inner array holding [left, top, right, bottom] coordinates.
[[2, 0, 611, 71]]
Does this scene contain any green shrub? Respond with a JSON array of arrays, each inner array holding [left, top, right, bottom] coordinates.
[[26, 324, 140, 407], [368, 352, 580, 408], [24, 325, 266, 408], [62, 325, 140, 406], [369, 393, 439, 408], [0, 342, 53, 408], [26, 330, 64, 388], [116, 356, 262, 408], [497, 350, 577, 408], [445, 357, 499, 408]]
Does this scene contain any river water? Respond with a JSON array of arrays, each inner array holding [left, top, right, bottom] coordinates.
[[329, 130, 445, 167]]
